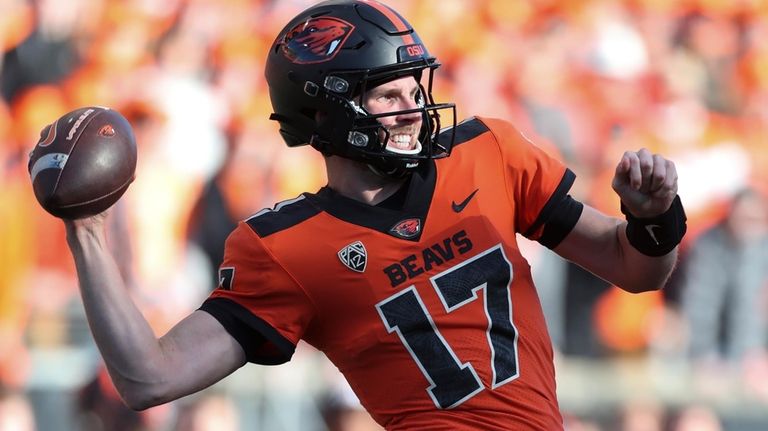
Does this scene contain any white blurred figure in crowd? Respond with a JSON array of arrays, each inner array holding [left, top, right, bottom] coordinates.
[[0, 391, 36, 431]]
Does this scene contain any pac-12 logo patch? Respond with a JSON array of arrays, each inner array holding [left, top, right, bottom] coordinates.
[[338, 241, 367, 273], [281, 17, 355, 64]]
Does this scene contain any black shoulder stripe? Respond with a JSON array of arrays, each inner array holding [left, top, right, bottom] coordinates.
[[439, 117, 490, 149], [245, 195, 321, 237], [523, 169, 577, 238]]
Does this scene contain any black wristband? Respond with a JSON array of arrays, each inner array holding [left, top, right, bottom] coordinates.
[[621, 195, 687, 257]]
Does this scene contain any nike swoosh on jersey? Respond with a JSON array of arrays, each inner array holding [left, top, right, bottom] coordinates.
[[452, 188, 479, 213]]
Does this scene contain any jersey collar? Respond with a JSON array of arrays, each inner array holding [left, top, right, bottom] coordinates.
[[307, 159, 436, 241]]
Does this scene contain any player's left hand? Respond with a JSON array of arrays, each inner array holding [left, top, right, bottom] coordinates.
[[611, 148, 678, 218]]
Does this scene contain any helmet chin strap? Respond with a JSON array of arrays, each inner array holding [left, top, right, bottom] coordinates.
[[367, 138, 423, 178], [366, 161, 414, 179]]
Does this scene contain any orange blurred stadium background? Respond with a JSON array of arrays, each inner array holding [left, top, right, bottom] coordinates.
[[1, 0, 767, 430]]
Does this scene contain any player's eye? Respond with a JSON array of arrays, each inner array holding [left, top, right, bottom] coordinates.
[[377, 94, 395, 103]]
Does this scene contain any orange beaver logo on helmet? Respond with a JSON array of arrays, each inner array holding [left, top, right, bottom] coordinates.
[[281, 17, 355, 64]]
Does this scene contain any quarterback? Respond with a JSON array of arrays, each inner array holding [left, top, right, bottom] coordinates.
[[62, 1, 686, 430]]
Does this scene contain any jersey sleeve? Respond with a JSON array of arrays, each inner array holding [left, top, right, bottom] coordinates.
[[483, 117, 577, 242], [199, 221, 316, 365]]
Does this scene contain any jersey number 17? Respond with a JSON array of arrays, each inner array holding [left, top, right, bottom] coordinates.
[[376, 244, 520, 409]]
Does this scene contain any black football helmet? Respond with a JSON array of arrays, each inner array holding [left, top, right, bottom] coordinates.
[[265, 0, 456, 177]]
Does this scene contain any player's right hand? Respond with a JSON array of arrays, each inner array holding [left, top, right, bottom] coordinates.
[[611, 148, 678, 219]]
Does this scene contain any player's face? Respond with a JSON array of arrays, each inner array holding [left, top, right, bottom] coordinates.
[[362, 76, 424, 155]]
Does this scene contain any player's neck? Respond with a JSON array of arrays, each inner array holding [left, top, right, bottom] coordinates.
[[324, 156, 407, 206]]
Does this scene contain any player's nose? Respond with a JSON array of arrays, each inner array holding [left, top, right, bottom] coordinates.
[[396, 99, 422, 123]]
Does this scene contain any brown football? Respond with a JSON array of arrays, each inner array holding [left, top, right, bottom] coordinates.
[[28, 106, 137, 219]]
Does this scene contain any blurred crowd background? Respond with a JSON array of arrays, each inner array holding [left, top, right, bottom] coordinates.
[[1, 0, 767, 430]]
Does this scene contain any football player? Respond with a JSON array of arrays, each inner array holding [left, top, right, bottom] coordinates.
[[62, 1, 686, 430]]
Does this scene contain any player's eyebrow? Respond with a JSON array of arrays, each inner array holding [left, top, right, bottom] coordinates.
[[368, 85, 420, 100], [368, 87, 397, 98]]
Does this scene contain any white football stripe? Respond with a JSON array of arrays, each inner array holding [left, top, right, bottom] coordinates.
[[30, 153, 69, 183]]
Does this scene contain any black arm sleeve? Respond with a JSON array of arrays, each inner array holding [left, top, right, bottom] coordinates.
[[536, 194, 584, 249], [199, 297, 296, 365]]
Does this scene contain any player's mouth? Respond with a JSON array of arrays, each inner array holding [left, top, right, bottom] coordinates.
[[386, 130, 421, 155]]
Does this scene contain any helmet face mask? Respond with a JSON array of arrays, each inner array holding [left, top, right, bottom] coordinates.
[[265, 0, 457, 177]]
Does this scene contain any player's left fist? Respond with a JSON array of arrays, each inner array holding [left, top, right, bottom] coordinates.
[[611, 148, 678, 218]]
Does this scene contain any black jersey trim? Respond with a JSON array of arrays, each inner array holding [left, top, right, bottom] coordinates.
[[523, 168, 577, 239], [307, 158, 436, 241], [199, 297, 296, 365], [303, 118, 488, 240], [245, 195, 322, 238], [537, 194, 584, 249], [439, 117, 490, 149]]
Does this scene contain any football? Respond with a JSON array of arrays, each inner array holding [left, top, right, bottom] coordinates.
[[28, 106, 137, 219]]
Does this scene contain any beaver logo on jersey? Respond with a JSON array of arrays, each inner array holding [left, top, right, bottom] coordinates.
[[390, 218, 421, 239], [338, 241, 367, 273], [281, 17, 355, 64]]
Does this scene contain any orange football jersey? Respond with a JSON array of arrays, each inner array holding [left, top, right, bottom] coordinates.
[[201, 116, 579, 430]]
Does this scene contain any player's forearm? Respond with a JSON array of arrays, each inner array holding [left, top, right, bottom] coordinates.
[[614, 220, 678, 293], [65, 219, 169, 408], [555, 206, 677, 293], [579, 224, 676, 293]]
